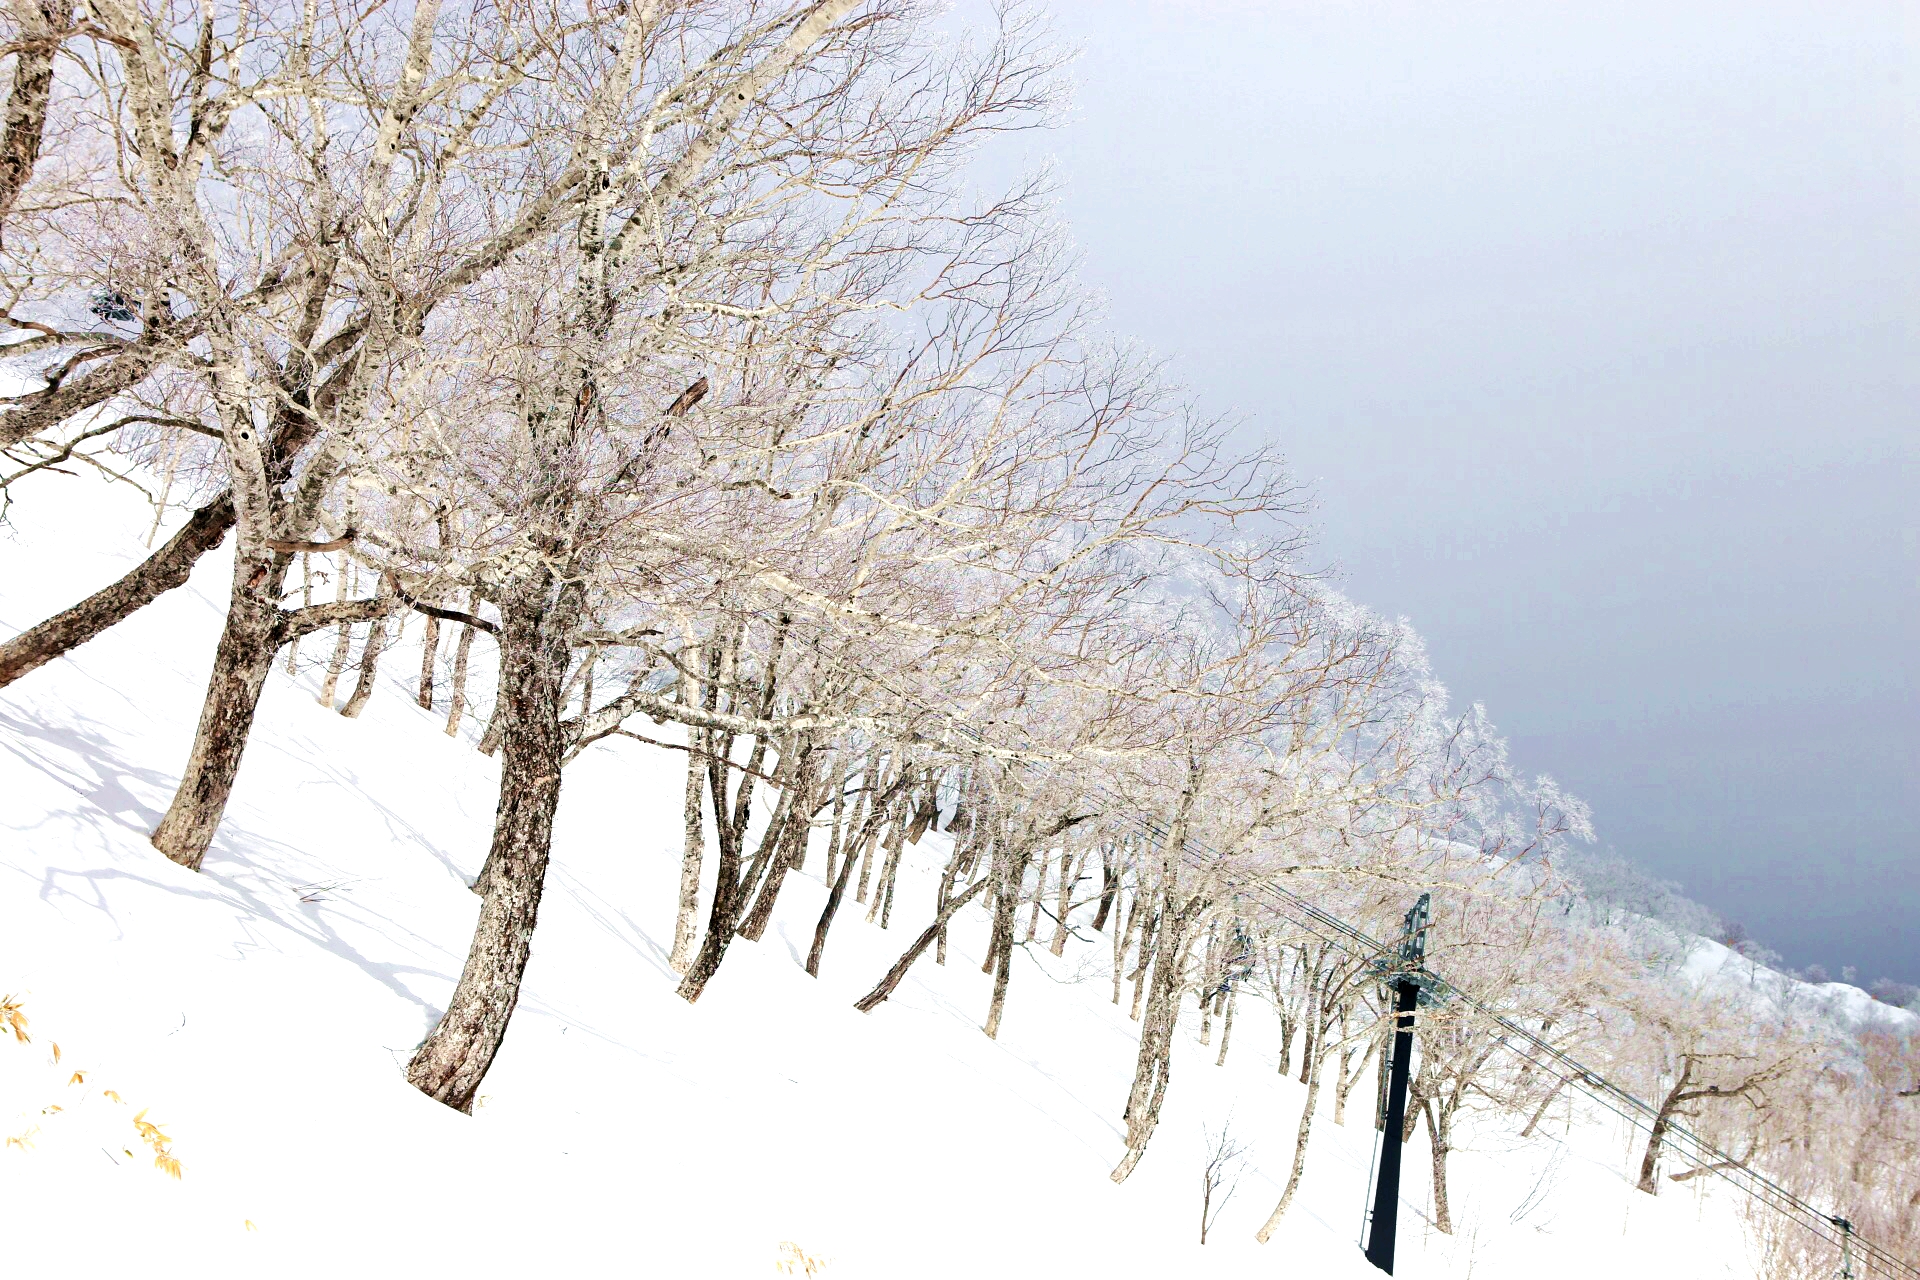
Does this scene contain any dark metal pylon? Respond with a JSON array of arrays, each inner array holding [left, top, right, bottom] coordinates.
[[1362, 892, 1432, 1275]]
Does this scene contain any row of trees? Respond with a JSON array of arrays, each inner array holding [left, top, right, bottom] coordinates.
[[0, 0, 1911, 1267]]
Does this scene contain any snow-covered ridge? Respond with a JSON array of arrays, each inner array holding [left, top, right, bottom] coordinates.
[[0, 481, 1769, 1276]]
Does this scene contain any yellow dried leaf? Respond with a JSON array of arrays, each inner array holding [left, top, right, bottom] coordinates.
[[244, 1220, 257, 1233], [50, 1041, 60, 1063], [68, 1070, 86, 1086], [0, 995, 28, 1044], [103, 1089, 123, 1102]]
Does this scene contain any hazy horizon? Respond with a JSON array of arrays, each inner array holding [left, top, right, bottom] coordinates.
[[961, 1, 1918, 985]]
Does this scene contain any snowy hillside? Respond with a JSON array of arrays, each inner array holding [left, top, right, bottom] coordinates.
[[2, 482, 1765, 1277]]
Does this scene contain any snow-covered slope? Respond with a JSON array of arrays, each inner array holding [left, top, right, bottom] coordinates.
[[1, 480, 1761, 1278]]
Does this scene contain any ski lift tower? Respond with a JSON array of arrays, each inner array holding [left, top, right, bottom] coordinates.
[[1361, 891, 1435, 1275]]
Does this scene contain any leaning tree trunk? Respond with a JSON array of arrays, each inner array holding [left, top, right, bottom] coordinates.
[[0, 494, 234, 689], [738, 751, 816, 942], [675, 744, 780, 1004], [406, 587, 575, 1113], [1255, 1006, 1332, 1243], [148, 555, 292, 870], [806, 825, 862, 978], [1090, 849, 1118, 932], [1214, 987, 1237, 1067], [1424, 1100, 1454, 1234], [1111, 889, 1203, 1183], [341, 606, 394, 718], [443, 604, 475, 735], [982, 844, 1029, 1040], [1637, 1060, 1693, 1194], [853, 871, 992, 1013]]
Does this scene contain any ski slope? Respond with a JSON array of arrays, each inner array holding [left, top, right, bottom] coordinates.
[[1, 479, 1763, 1277]]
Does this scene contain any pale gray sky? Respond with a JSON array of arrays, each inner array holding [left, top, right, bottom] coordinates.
[[968, 1, 1918, 983]]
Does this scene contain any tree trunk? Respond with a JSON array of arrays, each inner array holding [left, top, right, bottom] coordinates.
[[341, 609, 393, 718], [876, 818, 903, 928], [1049, 850, 1078, 956], [444, 609, 475, 735], [738, 753, 814, 942], [1214, 988, 1237, 1067], [853, 781, 882, 905], [931, 836, 966, 968], [406, 588, 576, 1112], [284, 554, 312, 675], [1519, 1075, 1566, 1139], [1112, 890, 1204, 1183], [866, 792, 907, 926], [668, 717, 706, 974], [853, 872, 992, 1012], [1129, 905, 1158, 1021], [416, 614, 440, 708], [319, 563, 356, 706], [806, 825, 861, 978], [1110, 887, 1135, 1005], [477, 679, 507, 756], [1297, 970, 1320, 1086], [0, 0, 67, 241], [1334, 1038, 1375, 1126], [821, 764, 848, 888], [1425, 1100, 1453, 1234], [148, 561, 289, 870], [1254, 1008, 1330, 1242], [982, 846, 1026, 1039], [0, 493, 233, 689], [1637, 1062, 1693, 1195], [674, 730, 775, 1003], [1090, 850, 1118, 933]]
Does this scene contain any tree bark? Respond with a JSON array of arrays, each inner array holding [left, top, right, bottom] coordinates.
[[319, 561, 355, 706], [806, 755, 902, 978], [1519, 1074, 1566, 1139], [1090, 848, 1118, 932], [1048, 849, 1078, 956], [0, 0, 67, 241], [1637, 1060, 1693, 1194], [416, 613, 440, 708], [340, 607, 393, 717], [982, 844, 1027, 1039], [875, 801, 909, 928], [1129, 903, 1158, 1021], [1254, 1004, 1330, 1242], [1334, 1036, 1374, 1126], [0, 494, 233, 689], [1214, 988, 1237, 1067], [674, 727, 776, 1003], [147, 557, 290, 870], [738, 749, 814, 942], [1111, 888, 1204, 1182], [668, 721, 706, 974], [443, 608, 475, 735], [406, 587, 577, 1112], [1424, 1100, 1453, 1234], [806, 825, 861, 978], [853, 872, 991, 1013]]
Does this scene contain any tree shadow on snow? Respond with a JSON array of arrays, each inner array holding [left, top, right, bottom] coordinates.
[[1, 703, 456, 1020]]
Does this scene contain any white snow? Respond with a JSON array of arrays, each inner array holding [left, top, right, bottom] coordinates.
[[2, 478, 1766, 1277]]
